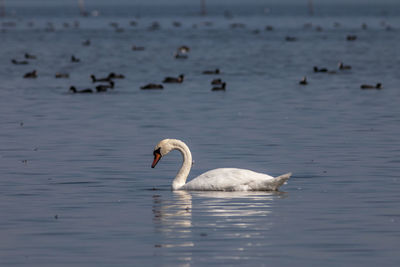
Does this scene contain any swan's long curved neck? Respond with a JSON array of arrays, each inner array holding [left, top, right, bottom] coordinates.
[[170, 139, 192, 190]]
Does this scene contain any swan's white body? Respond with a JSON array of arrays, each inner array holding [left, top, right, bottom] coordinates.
[[152, 139, 291, 191]]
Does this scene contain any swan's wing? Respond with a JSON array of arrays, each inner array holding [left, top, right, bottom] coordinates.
[[181, 168, 289, 191]]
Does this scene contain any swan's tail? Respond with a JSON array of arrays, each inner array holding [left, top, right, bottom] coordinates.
[[272, 172, 292, 190]]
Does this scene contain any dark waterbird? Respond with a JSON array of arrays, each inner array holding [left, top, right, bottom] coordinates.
[[346, 35, 357, 41], [91, 73, 124, 83], [82, 39, 91, 46], [24, 53, 37, 59], [148, 21, 160, 31], [230, 23, 246, 29], [132, 45, 145, 51], [71, 55, 80, 62], [23, 70, 37, 78], [211, 82, 226, 91], [338, 62, 352, 70], [315, 25, 323, 32], [313, 66, 328, 73], [299, 76, 308, 85], [361, 23, 368, 30], [211, 78, 223, 85], [109, 22, 119, 28], [96, 81, 114, 92], [360, 83, 382, 90], [91, 74, 112, 83], [108, 72, 125, 79], [141, 83, 164, 90], [265, 25, 274, 31], [163, 74, 184, 83], [203, 68, 220, 75], [173, 21, 182, 27], [69, 86, 93, 93], [313, 66, 336, 74], [11, 59, 29, 65], [333, 22, 341, 28], [285, 36, 297, 42]]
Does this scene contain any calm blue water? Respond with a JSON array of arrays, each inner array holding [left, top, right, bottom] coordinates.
[[1, 2, 400, 266]]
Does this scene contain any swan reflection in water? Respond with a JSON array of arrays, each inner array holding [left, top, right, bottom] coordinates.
[[152, 191, 194, 249], [153, 191, 193, 230], [152, 190, 285, 259]]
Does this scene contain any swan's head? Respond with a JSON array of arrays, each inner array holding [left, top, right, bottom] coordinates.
[[151, 139, 174, 168]]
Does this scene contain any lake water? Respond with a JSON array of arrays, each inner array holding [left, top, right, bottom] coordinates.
[[1, 2, 400, 266]]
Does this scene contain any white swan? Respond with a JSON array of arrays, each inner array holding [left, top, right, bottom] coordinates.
[[151, 139, 292, 191]]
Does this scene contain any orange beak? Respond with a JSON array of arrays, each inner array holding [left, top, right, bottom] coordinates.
[[152, 153, 161, 168]]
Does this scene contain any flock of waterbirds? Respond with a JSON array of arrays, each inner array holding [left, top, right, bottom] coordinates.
[[298, 61, 382, 90], [6, 16, 391, 94], [11, 43, 227, 93]]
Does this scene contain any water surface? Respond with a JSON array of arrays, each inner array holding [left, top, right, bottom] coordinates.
[[1, 2, 400, 266]]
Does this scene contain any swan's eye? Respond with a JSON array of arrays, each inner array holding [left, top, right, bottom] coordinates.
[[153, 147, 161, 156]]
